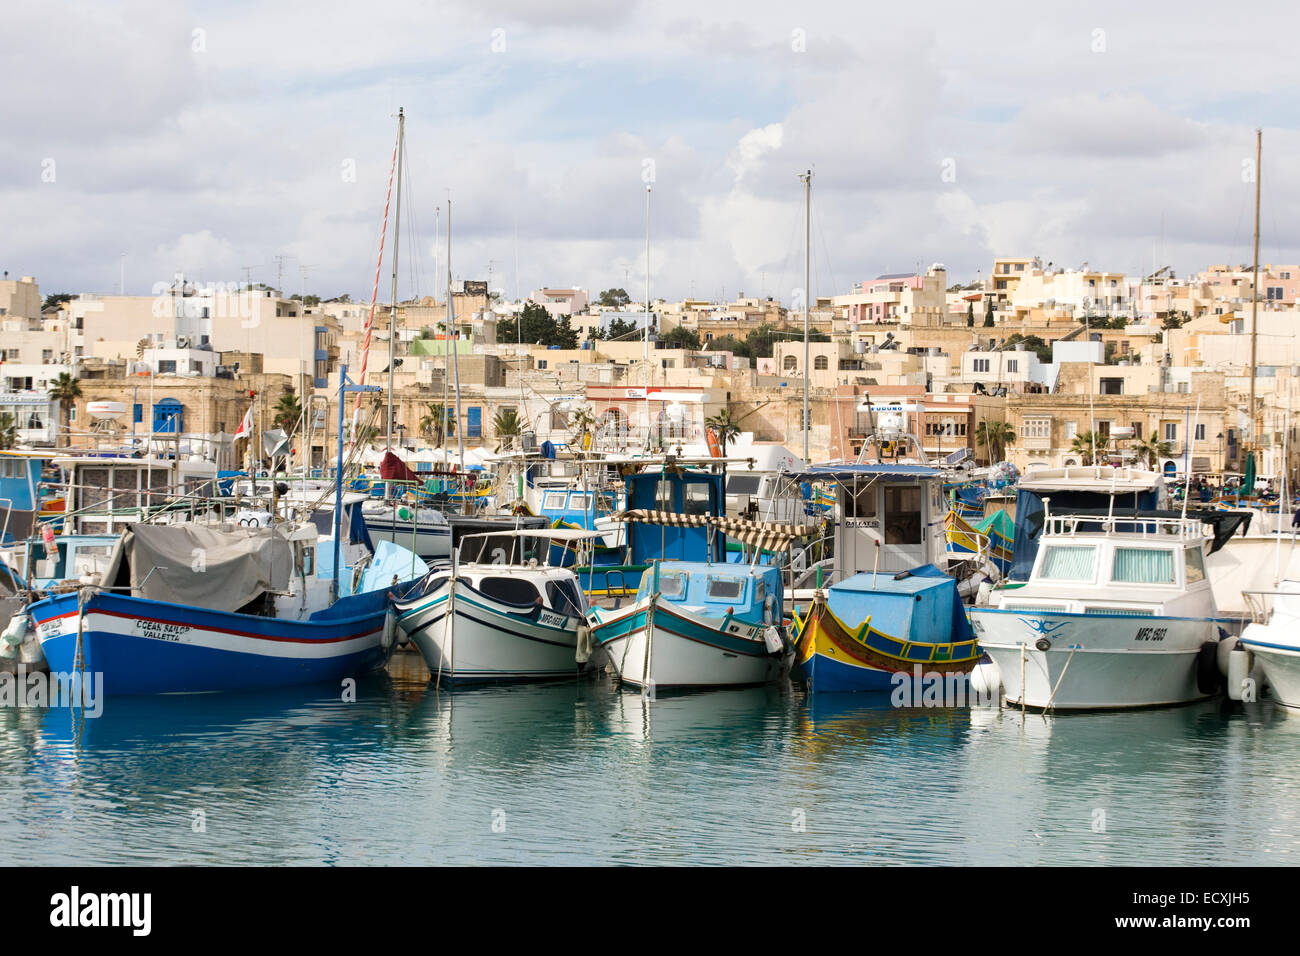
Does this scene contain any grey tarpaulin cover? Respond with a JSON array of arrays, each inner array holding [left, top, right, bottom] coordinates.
[[105, 523, 293, 612]]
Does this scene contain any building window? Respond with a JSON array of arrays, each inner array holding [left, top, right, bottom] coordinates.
[[42, 349, 54, 362], [152, 399, 184, 434], [813, 355, 829, 370], [1164, 422, 1178, 442], [973, 358, 990, 373], [783, 355, 798, 372], [1006, 360, 1018, 373], [158, 360, 177, 374], [1066, 421, 1078, 439], [538, 360, 548, 370], [133, 403, 143, 424], [1195, 423, 1206, 442], [1100, 377, 1123, 395], [467, 406, 482, 438], [1021, 417, 1051, 440]]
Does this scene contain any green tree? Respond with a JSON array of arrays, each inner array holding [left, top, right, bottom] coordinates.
[[604, 317, 640, 341], [975, 419, 1015, 463], [420, 402, 454, 445], [0, 413, 17, 450], [966, 301, 974, 328], [43, 293, 75, 310], [660, 326, 701, 350], [496, 302, 578, 349], [1004, 333, 1052, 364], [272, 387, 302, 432], [1133, 430, 1173, 469], [1070, 430, 1109, 466], [704, 408, 741, 456], [709, 334, 747, 357], [983, 298, 995, 327], [492, 406, 522, 452], [598, 288, 631, 308], [48, 371, 82, 441]]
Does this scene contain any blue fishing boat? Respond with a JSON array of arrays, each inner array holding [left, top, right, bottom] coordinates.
[[792, 564, 981, 694], [28, 522, 423, 695]]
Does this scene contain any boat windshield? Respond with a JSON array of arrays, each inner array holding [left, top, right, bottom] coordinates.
[[1111, 548, 1175, 585], [1039, 545, 1097, 581], [650, 572, 687, 598], [706, 576, 745, 601]]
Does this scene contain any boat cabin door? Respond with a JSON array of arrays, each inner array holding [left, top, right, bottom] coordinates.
[[837, 478, 931, 575]]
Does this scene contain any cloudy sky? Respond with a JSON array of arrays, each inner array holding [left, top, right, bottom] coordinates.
[[4, 0, 1299, 305]]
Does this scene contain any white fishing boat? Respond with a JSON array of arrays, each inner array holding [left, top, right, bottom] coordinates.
[[970, 507, 1241, 710], [361, 498, 452, 559], [392, 529, 596, 683], [1240, 582, 1300, 711]]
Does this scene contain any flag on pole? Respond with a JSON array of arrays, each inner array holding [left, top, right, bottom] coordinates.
[[234, 405, 253, 441]]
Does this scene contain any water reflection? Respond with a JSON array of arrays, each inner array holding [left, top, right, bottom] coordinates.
[[2, 652, 1299, 864]]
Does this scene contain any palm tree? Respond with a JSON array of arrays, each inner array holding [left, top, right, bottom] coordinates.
[[0, 413, 17, 450], [272, 387, 302, 433], [705, 408, 741, 457], [493, 407, 522, 452], [975, 419, 1015, 463], [1133, 430, 1173, 470], [1070, 430, 1109, 466], [419, 402, 453, 445], [568, 405, 596, 449], [48, 372, 82, 443]]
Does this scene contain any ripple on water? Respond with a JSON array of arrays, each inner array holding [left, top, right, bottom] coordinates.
[[3, 670, 1300, 865]]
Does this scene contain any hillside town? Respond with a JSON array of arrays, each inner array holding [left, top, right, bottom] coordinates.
[[3, 256, 1296, 484]]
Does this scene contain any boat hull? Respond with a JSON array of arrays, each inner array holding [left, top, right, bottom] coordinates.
[[395, 579, 581, 683], [29, 588, 396, 695], [1241, 626, 1300, 711], [590, 598, 787, 689], [793, 596, 981, 694], [970, 608, 1230, 710], [363, 518, 452, 559]]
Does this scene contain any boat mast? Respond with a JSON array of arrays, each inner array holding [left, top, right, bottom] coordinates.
[[449, 198, 465, 495], [1249, 128, 1261, 475], [386, 107, 405, 452], [800, 169, 812, 464]]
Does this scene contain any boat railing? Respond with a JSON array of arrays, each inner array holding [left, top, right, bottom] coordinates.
[[1241, 588, 1300, 624], [1041, 507, 1208, 543]]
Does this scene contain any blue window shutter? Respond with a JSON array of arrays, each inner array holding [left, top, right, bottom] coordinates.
[[133, 403, 143, 423], [467, 406, 482, 438]]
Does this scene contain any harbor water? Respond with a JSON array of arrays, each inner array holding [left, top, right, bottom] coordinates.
[[3, 650, 1299, 866]]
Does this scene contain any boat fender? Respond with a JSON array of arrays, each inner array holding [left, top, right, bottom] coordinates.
[[575, 623, 592, 664], [763, 626, 783, 655], [1034, 638, 1051, 652], [1197, 641, 1223, 696], [1214, 635, 1238, 675], [763, 594, 776, 626], [970, 660, 1002, 702], [1227, 647, 1253, 701], [1, 615, 27, 647], [381, 609, 397, 651]]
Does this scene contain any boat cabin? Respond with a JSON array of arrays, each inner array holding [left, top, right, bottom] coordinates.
[[637, 561, 782, 629], [997, 512, 1217, 618], [55, 455, 219, 535], [791, 464, 947, 575]]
